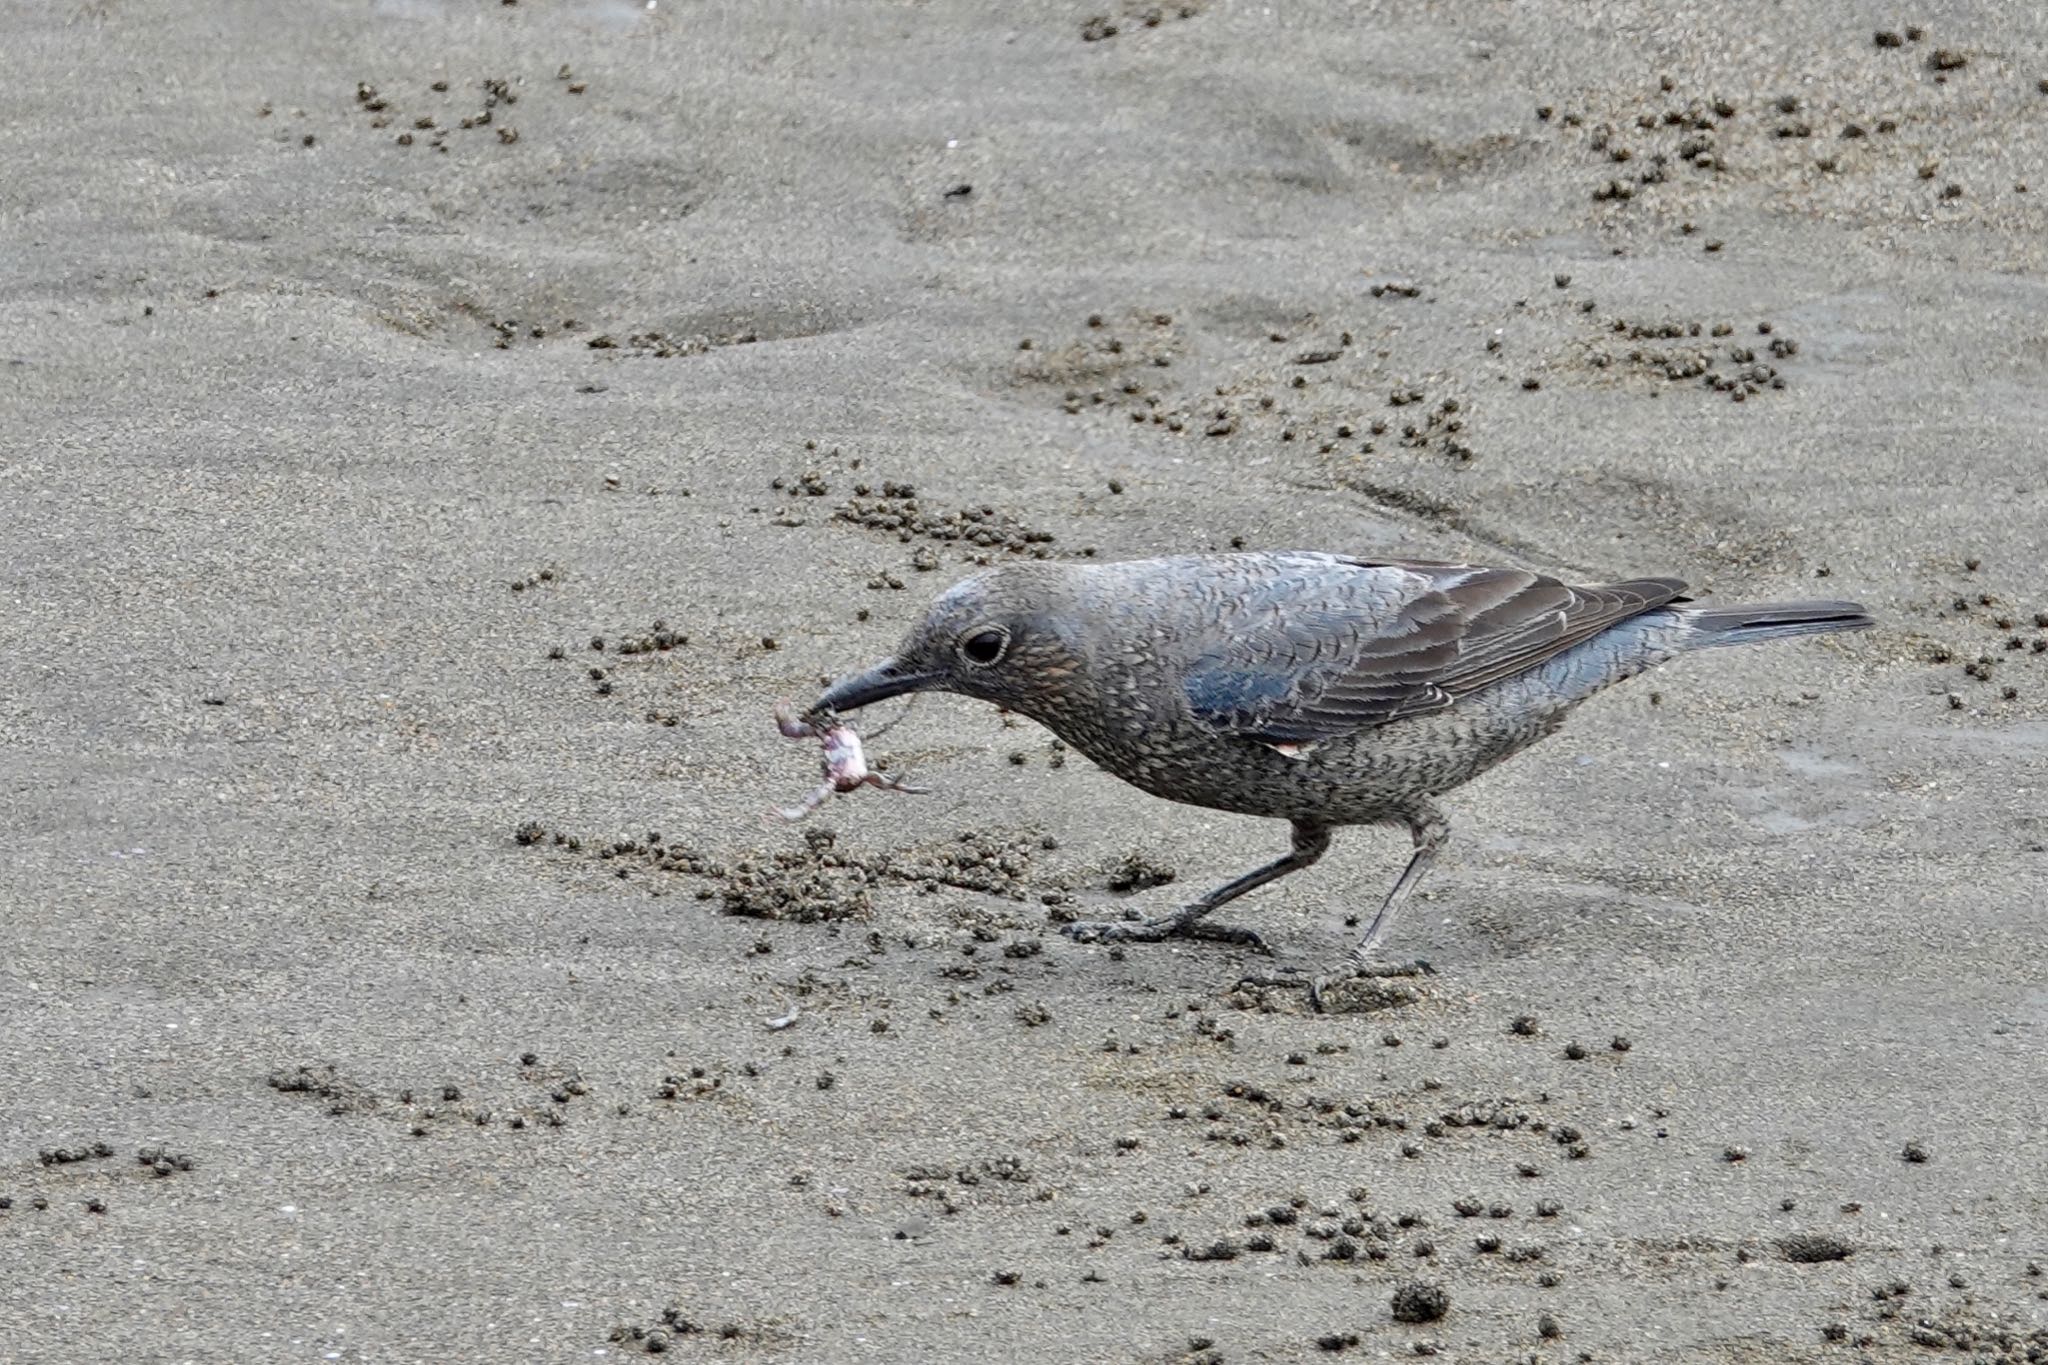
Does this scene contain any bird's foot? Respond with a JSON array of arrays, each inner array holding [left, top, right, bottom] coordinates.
[[1230, 961, 1432, 1014], [1061, 915, 1269, 954], [1350, 957, 1435, 979], [1309, 960, 1433, 1014]]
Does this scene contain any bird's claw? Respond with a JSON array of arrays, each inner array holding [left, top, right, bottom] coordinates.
[[1308, 960, 1434, 1013], [1228, 961, 1433, 1013], [1351, 957, 1435, 978], [1059, 917, 1270, 954]]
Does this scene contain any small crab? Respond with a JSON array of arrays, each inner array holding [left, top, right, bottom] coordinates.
[[772, 700, 928, 821]]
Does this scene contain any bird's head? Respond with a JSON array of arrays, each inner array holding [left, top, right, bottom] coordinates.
[[808, 565, 1083, 719]]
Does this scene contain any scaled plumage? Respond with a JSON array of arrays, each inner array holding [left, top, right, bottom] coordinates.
[[808, 552, 1871, 1004]]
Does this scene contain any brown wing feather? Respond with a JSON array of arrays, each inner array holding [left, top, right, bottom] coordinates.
[[1186, 557, 1689, 742], [1410, 568, 1688, 703]]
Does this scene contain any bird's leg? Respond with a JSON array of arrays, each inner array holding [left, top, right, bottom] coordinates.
[[1340, 807, 1448, 973], [1233, 806, 1447, 1007], [1288, 808, 1448, 1009], [1061, 821, 1331, 954]]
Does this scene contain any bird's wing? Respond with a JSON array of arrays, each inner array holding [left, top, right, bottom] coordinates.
[[1180, 556, 1689, 743]]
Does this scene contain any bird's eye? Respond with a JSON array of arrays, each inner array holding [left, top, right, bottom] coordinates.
[[959, 627, 1008, 666]]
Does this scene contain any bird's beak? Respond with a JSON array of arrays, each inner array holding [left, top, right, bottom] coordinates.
[[809, 657, 936, 715]]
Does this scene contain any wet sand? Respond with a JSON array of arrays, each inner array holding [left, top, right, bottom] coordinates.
[[2, 1, 2046, 1360]]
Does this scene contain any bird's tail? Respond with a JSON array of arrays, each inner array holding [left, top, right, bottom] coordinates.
[[1674, 600, 1875, 648]]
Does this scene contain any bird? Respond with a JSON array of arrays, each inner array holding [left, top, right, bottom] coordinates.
[[805, 552, 1871, 1002]]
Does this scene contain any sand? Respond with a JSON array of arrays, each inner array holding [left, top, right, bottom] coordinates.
[[2, 1, 2045, 1360]]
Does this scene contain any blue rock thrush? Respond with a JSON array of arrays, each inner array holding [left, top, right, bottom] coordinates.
[[807, 552, 1871, 997]]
